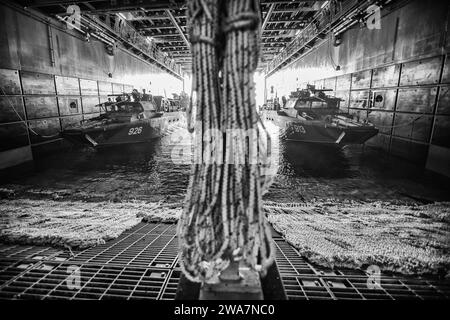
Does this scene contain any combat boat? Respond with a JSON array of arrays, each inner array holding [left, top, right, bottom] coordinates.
[[262, 85, 378, 146], [62, 92, 184, 148]]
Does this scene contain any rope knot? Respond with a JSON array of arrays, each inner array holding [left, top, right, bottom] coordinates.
[[191, 0, 213, 21], [224, 12, 260, 33], [189, 32, 216, 46]]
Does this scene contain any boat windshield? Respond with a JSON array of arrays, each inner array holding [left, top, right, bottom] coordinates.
[[107, 105, 116, 112], [284, 99, 297, 109], [105, 103, 144, 113]]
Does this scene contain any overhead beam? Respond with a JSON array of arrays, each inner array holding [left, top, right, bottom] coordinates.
[[27, 0, 186, 13], [271, 8, 318, 13], [263, 26, 305, 31], [164, 51, 191, 54], [165, 9, 189, 48], [262, 43, 286, 46], [160, 46, 190, 50], [126, 13, 186, 21], [25, 0, 97, 6], [139, 25, 179, 30], [262, 33, 294, 38], [157, 42, 188, 47], [144, 30, 180, 36], [162, 48, 190, 52], [148, 34, 182, 39], [261, 0, 321, 4], [267, 19, 308, 23], [261, 38, 291, 43], [265, 0, 375, 76], [128, 16, 171, 21], [261, 3, 275, 32]]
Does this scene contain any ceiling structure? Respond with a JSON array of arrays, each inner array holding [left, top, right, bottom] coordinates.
[[121, 0, 326, 72], [17, 0, 328, 73], [14, 0, 399, 76]]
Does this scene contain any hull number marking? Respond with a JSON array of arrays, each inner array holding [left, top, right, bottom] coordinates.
[[291, 124, 306, 134], [128, 127, 143, 135]]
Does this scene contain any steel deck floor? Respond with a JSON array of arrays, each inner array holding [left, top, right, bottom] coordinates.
[[0, 222, 449, 300]]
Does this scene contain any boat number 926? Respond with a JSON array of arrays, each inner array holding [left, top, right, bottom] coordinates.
[[128, 127, 143, 135], [291, 124, 306, 134]]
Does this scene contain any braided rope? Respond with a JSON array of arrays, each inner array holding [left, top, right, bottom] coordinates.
[[178, 0, 275, 283]]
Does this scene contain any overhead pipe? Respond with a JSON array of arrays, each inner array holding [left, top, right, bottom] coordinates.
[[266, 0, 393, 75], [165, 9, 190, 48]]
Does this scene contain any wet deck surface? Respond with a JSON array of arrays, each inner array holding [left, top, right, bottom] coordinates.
[[0, 222, 449, 300], [2, 125, 450, 204]]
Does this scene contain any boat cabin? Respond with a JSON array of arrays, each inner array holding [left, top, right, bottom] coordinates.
[[97, 100, 160, 123], [282, 85, 343, 120]]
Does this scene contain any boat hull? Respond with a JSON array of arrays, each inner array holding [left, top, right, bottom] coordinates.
[[262, 111, 378, 146], [62, 112, 185, 148]]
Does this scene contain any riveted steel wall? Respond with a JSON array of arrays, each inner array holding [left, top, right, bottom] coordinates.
[[266, 0, 450, 177], [0, 3, 183, 172]]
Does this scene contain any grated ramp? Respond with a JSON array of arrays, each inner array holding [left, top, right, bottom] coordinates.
[[0, 222, 449, 300]]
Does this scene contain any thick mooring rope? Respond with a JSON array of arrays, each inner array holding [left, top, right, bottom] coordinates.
[[178, 0, 275, 283]]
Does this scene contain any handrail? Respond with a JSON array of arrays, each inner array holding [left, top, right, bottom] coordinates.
[[83, 14, 182, 77], [266, 0, 364, 76]]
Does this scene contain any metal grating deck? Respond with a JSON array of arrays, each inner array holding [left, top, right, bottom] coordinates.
[[69, 223, 178, 268], [1, 222, 449, 300], [273, 239, 450, 300]]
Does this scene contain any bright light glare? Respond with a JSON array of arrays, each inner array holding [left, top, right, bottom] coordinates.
[[254, 71, 265, 108], [121, 73, 183, 97]]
